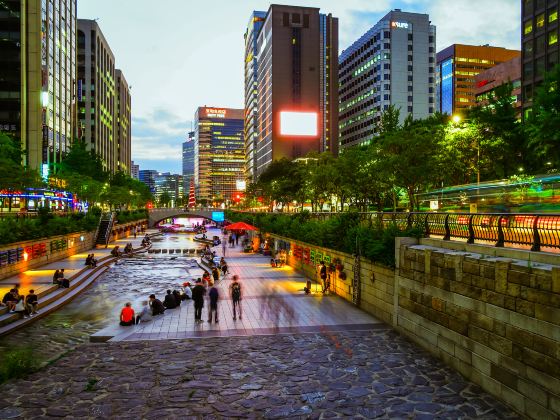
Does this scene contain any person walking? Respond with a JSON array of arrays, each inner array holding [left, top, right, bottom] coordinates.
[[207, 283, 219, 323], [221, 236, 227, 257], [192, 279, 206, 323], [230, 275, 242, 321], [319, 261, 328, 294]]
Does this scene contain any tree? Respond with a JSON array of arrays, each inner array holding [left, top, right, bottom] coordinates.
[[526, 64, 560, 172], [378, 105, 401, 135], [158, 191, 172, 208]]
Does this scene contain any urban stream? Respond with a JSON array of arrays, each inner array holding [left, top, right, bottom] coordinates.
[[0, 217, 210, 365]]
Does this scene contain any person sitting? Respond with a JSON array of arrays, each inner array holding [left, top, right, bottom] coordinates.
[[125, 243, 133, 255], [119, 302, 135, 326], [136, 301, 153, 324], [270, 258, 277, 268], [53, 269, 65, 287], [172, 290, 182, 307], [25, 290, 38, 315], [202, 272, 211, 286], [163, 290, 177, 309], [13, 296, 29, 319], [52, 269, 61, 285], [182, 282, 192, 300], [149, 294, 165, 316], [61, 276, 70, 288], [111, 246, 121, 258], [2, 289, 18, 312], [90, 254, 98, 268]]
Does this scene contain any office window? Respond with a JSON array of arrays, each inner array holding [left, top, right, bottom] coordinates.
[[408, 45, 413, 51], [536, 0, 545, 10], [536, 13, 545, 29], [408, 65, 413, 71], [384, 43, 390, 49], [408, 55, 413, 61], [549, 30, 558, 45], [429, 36, 434, 43], [384, 94, 390, 100], [408, 106, 413, 112], [549, 7, 558, 23], [536, 34, 546, 54], [408, 75, 413, 82], [524, 40, 534, 56], [429, 107, 434, 113], [384, 31, 390, 38], [408, 96, 413, 102], [429, 57, 434, 63], [384, 74, 390, 80], [429, 97, 434, 103], [524, 62, 533, 79], [549, 51, 559, 70], [524, 20, 533, 35], [408, 34, 413, 41], [429, 67, 434, 73], [408, 86, 413, 91], [523, 84, 533, 101]]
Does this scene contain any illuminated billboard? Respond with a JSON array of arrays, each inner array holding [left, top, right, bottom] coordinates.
[[211, 211, 225, 222], [206, 108, 226, 118], [279, 111, 318, 137]]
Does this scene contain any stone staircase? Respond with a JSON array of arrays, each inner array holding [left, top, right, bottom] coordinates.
[[95, 212, 115, 247]]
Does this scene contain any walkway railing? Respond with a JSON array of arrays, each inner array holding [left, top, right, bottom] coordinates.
[[236, 211, 560, 251]]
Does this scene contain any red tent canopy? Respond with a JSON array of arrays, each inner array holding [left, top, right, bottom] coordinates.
[[225, 222, 258, 231]]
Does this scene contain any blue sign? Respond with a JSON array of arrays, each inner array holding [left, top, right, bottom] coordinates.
[[211, 211, 225, 222], [77, 80, 82, 101]]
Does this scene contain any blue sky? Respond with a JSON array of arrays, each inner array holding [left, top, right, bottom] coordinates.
[[78, 0, 521, 173]]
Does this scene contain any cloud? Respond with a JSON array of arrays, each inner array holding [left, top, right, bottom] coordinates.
[[131, 108, 192, 173]]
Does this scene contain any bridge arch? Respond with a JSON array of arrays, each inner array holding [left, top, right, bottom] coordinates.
[[148, 208, 223, 228]]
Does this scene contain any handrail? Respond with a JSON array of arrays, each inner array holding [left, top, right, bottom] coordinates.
[[229, 210, 560, 251]]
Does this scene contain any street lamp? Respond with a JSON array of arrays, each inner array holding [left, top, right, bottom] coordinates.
[[452, 114, 461, 124]]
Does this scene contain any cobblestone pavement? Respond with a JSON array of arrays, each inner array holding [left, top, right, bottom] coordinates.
[[0, 328, 520, 419]]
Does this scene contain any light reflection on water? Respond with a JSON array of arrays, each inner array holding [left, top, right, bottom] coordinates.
[[0, 232, 207, 364]]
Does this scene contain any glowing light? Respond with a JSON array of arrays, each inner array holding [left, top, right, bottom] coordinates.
[[41, 92, 49, 107], [206, 108, 227, 118], [452, 115, 461, 124], [23, 252, 29, 262], [279, 111, 318, 137], [236, 180, 246, 191]]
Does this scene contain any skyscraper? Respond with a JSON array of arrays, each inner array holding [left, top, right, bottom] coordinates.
[[139, 169, 157, 194], [77, 19, 118, 173], [0, 0, 77, 172], [521, 0, 559, 119], [194, 107, 244, 203], [182, 132, 195, 185], [436, 44, 520, 116], [247, 5, 339, 178], [115, 69, 131, 174], [338, 10, 436, 149], [243, 11, 266, 182], [131, 161, 140, 180]]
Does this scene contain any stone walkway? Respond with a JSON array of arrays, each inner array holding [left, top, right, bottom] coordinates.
[[0, 329, 519, 419], [93, 246, 380, 342]]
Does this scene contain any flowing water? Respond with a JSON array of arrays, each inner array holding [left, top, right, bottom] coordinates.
[[0, 223, 212, 365]]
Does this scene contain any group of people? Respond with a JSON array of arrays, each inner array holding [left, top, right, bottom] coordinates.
[[52, 269, 69, 288], [85, 254, 98, 268], [1, 285, 38, 318], [141, 234, 151, 247], [111, 243, 134, 258], [118, 274, 244, 326]]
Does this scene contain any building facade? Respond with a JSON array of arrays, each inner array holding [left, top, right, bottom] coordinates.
[[0, 0, 77, 172], [522, 0, 559, 118], [338, 10, 436, 149], [182, 133, 195, 193], [154, 172, 184, 207], [436, 44, 520, 116], [194, 107, 244, 203], [115, 69, 131, 174], [243, 11, 266, 182], [77, 19, 117, 173], [474, 56, 522, 114], [249, 5, 339, 177], [139, 169, 157, 194], [131, 161, 139, 180]]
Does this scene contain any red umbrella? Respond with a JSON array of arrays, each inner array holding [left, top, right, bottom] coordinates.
[[225, 222, 258, 231]]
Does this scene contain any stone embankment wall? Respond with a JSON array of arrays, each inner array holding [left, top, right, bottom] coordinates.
[[0, 232, 96, 280], [269, 233, 560, 419]]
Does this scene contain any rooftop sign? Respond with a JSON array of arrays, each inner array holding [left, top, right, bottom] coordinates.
[[391, 21, 409, 29], [206, 108, 227, 118]]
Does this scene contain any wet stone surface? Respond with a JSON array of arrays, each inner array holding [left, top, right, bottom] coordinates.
[[0, 329, 520, 419]]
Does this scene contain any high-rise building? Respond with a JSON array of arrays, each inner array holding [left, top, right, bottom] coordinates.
[[474, 56, 522, 114], [243, 11, 266, 182], [139, 169, 157, 194], [182, 132, 195, 192], [131, 161, 140, 180], [77, 19, 118, 173], [0, 0, 77, 172], [194, 107, 244, 203], [154, 172, 184, 207], [521, 0, 559, 119], [338, 10, 435, 149], [436, 44, 520, 116], [115, 69, 131, 174], [248, 5, 339, 178]]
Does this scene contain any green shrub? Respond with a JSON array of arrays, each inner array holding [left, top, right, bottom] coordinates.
[[0, 347, 38, 383]]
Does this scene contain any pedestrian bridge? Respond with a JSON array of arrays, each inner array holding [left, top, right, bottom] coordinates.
[[148, 208, 224, 227]]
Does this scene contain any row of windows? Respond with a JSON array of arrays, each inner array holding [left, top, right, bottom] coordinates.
[[524, 29, 559, 56], [524, 7, 558, 35]]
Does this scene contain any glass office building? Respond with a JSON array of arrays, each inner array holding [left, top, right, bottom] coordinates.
[[0, 0, 77, 170], [194, 107, 244, 203]]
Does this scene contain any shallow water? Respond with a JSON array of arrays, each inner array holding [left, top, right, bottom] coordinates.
[[0, 231, 209, 364]]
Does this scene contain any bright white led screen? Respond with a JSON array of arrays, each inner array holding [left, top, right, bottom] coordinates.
[[279, 111, 318, 136]]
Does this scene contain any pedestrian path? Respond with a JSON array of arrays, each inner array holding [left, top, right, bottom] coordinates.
[[92, 246, 382, 342]]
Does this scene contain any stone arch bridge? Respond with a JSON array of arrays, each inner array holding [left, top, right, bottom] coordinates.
[[148, 208, 223, 228]]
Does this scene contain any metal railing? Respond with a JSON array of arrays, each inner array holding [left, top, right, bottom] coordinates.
[[235, 211, 560, 251]]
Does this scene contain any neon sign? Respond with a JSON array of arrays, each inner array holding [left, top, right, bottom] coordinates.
[[391, 21, 409, 29], [206, 108, 227, 118]]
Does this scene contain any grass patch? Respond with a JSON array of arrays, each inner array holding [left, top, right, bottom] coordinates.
[[0, 347, 38, 384], [85, 378, 99, 392]]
